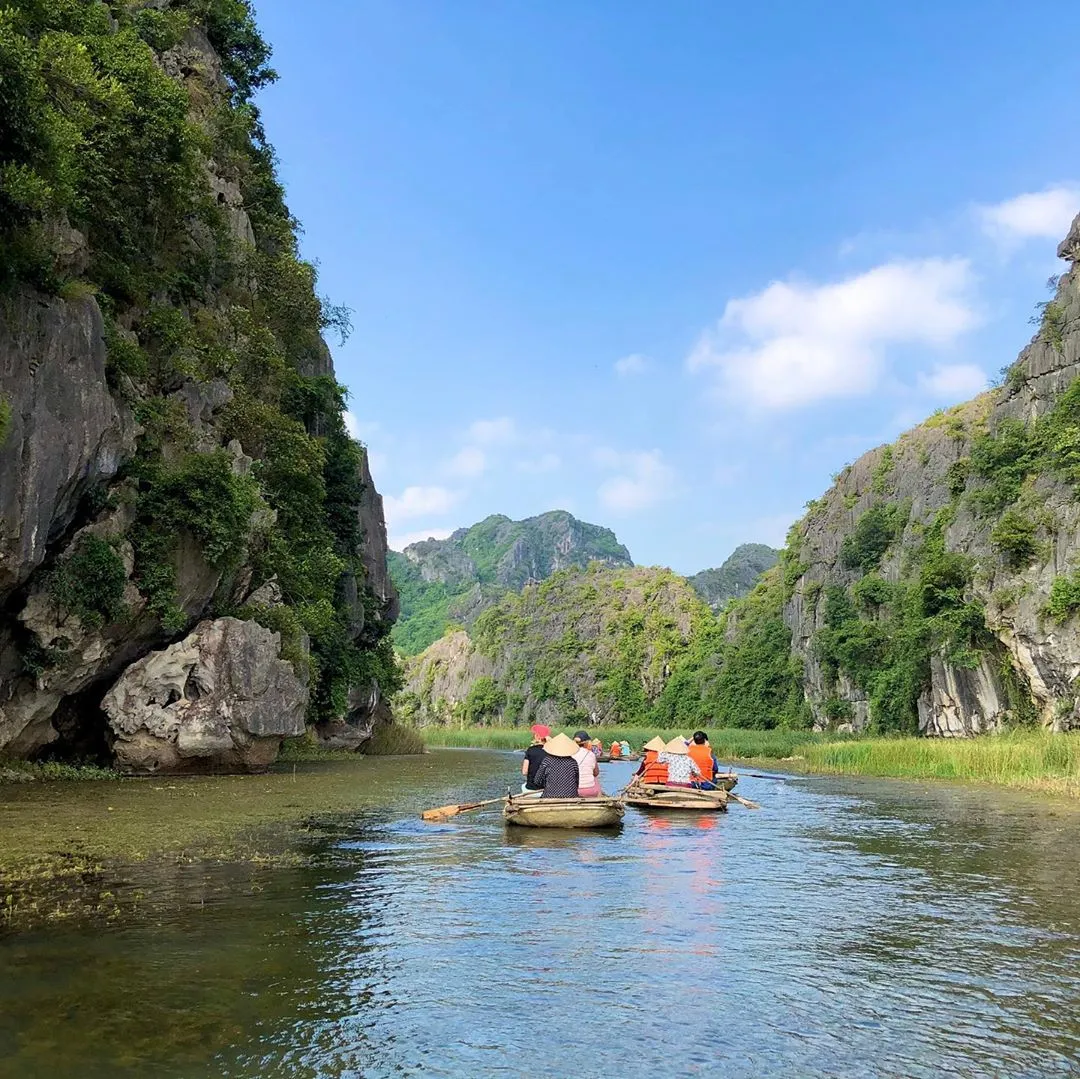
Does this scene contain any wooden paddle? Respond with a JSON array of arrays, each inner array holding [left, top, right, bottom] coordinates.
[[726, 791, 761, 810], [421, 796, 506, 822]]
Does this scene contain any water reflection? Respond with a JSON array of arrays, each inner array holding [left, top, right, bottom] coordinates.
[[1, 753, 1080, 1077]]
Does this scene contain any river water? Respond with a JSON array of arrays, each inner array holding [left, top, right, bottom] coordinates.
[[2, 748, 1080, 1078]]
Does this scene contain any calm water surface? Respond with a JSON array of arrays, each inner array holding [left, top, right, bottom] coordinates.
[[2, 749, 1080, 1077]]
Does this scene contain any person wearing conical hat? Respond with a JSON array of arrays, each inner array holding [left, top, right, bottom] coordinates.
[[531, 732, 583, 799], [635, 736, 669, 784], [657, 736, 704, 788]]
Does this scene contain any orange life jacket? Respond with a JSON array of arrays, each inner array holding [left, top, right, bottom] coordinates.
[[688, 743, 714, 782], [609, 742, 622, 758], [641, 750, 668, 785]]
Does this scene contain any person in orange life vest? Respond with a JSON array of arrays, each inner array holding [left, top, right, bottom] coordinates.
[[688, 730, 718, 790], [635, 736, 668, 784], [573, 730, 602, 797], [609, 739, 623, 759], [657, 737, 704, 788]]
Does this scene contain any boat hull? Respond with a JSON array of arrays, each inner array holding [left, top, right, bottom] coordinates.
[[624, 784, 729, 812], [504, 796, 625, 828]]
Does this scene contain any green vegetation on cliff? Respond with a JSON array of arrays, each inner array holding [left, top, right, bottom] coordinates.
[[389, 510, 632, 654], [1, 0, 398, 727]]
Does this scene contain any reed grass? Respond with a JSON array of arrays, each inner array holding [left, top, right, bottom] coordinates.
[[0, 759, 120, 784], [798, 730, 1080, 795], [363, 724, 427, 756]]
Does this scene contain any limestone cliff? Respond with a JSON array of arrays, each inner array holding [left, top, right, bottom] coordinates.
[[397, 564, 713, 729], [747, 215, 1080, 736], [688, 543, 779, 611], [0, 2, 397, 770]]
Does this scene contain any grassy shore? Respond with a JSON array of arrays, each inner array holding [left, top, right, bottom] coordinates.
[[417, 725, 1080, 796], [798, 731, 1080, 796]]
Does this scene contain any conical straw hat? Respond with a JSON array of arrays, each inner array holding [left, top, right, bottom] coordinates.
[[544, 732, 578, 757], [643, 736, 666, 752], [663, 737, 689, 755]]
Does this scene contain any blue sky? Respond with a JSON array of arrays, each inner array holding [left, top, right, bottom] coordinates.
[[253, 0, 1080, 573]]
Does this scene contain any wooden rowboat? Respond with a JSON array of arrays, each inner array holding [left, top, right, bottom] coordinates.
[[503, 795, 625, 829], [714, 772, 738, 792], [623, 783, 728, 812], [598, 753, 640, 763]]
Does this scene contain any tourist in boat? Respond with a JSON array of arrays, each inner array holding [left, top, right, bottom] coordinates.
[[609, 739, 623, 759], [636, 736, 668, 784], [590, 737, 603, 757], [619, 739, 631, 757], [521, 723, 551, 794], [531, 732, 585, 798], [688, 730, 718, 790], [657, 737, 704, 787], [573, 730, 603, 797]]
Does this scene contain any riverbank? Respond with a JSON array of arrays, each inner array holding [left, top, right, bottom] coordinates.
[[416, 725, 1080, 796]]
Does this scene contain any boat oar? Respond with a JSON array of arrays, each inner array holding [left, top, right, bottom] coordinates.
[[726, 791, 761, 810], [421, 796, 505, 822]]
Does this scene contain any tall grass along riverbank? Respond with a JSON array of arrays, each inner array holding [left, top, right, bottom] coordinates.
[[799, 731, 1080, 796], [417, 725, 1080, 795]]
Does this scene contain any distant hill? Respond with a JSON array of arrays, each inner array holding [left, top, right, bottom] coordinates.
[[688, 543, 779, 610], [396, 564, 713, 728], [388, 511, 633, 654]]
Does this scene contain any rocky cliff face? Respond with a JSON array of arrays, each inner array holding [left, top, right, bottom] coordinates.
[[0, 3, 396, 771], [775, 216, 1080, 736], [389, 510, 632, 654], [689, 543, 779, 611], [397, 564, 712, 729]]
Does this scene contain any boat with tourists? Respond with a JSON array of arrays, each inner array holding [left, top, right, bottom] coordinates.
[[503, 794, 625, 828]]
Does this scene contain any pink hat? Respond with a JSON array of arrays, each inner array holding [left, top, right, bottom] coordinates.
[[530, 723, 551, 740]]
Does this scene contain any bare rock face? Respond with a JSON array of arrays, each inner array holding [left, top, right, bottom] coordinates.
[[787, 212, 1080, 735], [102, 617, 307, 774], [0, 288, 134, 598]]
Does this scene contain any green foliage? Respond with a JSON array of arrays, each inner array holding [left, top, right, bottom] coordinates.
[[990, 509, 1039, 568], [1045, 572, 1080, 623], [871, 444, 894, 494], [44, 535, 127, 628], [811, 510, 988, 733], [1032, 300, 1067, 351], [839, 503, 906, 574], [0, 395, 10, 445], [463, 676, 505, 725], [3, 0, 398, 733], [131, 450, 259, 630], [945, 457, 970, 497], [968, 419, 1037, 516]]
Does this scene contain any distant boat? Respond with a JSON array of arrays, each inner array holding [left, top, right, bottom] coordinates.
[[503, 795, 625, 829]]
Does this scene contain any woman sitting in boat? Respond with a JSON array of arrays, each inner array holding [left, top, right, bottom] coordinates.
[[572, 730, 603, 796], [609, 739, 623, 759], [635, 736, 669, 784], [657, 737, 704, 787], [688, 730, 718, 790], [531, 732, 586, 798], [520, 723, 551, 794]]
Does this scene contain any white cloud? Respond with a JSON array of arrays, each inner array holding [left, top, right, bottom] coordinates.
[[467, 417, 516, 444], [614, 353, 649, 377], [518, 452, 561, 473], [444, 446, 487, 478], [384, 485, 460, 523], [978, 185, 1080, 243], [389, 527, 454, 552], [687, 258, 978, 409], [596, 448, 676, 512], [917, 363, 988, 400], [343, 414, 381, 442]]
